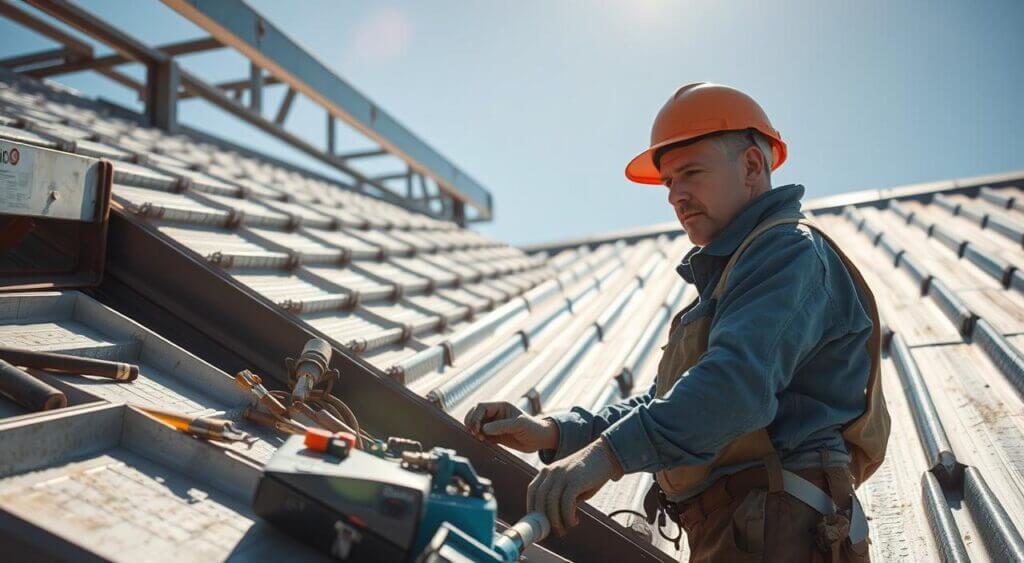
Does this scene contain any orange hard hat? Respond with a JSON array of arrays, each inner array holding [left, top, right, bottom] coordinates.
[[625, 82, 787, 184]]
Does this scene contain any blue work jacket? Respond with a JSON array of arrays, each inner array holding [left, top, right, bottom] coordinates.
[[541, 184, 873, 493]]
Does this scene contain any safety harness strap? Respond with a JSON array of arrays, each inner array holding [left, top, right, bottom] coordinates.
[[781, 469, 837, 515], [781, 469, 869, 545], [849, 494, 868, 545]]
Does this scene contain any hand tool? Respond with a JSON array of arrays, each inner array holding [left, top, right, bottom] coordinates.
[[0, 345, 138, 381], [234, 369, 289, 417], [286, 337, 338, 403], [0, 358, 66, 411], [243, 406, 307, 435], [132, 404, 257, 447]]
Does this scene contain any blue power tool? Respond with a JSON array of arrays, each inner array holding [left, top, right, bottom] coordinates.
[[253, 431, 550, 562]]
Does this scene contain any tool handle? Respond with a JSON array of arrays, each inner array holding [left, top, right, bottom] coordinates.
[[0, 359, 67, 411], [510, 512, 551, 549], [493, 512, 551, 561], [0, 345, 138, 381]]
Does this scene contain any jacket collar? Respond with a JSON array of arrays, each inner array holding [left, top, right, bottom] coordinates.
[[675, 184, 806, 284]]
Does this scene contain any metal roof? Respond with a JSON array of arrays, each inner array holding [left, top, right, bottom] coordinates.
[[1, 71, 1023, 561]]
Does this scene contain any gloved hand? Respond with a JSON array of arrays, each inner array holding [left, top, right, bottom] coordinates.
[[526, 436, 625, 537], [463, 401, 559, 453]]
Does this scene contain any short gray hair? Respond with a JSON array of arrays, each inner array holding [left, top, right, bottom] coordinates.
[[714, 129, 774, 183]]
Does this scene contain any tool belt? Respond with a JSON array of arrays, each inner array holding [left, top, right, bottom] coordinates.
[[644, 459, 869, 557]]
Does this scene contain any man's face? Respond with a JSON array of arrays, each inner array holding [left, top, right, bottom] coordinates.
[[659, 137, 760, 246]]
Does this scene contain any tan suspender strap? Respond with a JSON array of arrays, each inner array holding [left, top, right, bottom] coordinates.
[[711, 212, 806, 299], [764, 453, 784, 493]]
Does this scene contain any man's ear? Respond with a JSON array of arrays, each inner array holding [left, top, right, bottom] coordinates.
[[742, 145, 766, 189]]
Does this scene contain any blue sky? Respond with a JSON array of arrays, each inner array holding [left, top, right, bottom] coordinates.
[[1, 1, 1022, 246]]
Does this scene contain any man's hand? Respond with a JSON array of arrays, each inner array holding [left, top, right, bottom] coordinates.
[[526, 436, 625, 537], [463, 401, 559, 453]]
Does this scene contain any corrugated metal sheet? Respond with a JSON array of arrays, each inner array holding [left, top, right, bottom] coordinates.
[[1, 73, 1023, 561]]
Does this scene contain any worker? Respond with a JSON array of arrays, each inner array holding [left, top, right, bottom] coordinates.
[[465, 82, 889, 562]]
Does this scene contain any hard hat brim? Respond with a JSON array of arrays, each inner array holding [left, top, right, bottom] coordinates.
[[625, 130, 788, 185]]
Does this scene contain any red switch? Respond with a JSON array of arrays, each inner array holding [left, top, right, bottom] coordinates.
[[304, 428, 333, 452]]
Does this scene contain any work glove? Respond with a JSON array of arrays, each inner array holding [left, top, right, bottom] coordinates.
[[463, 401, 558, 453], [526, 436, 625, 537]]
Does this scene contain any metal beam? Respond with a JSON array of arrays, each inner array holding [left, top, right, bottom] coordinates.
[[22, 0, 175, 127], [417, 172, 428, 199], [25, 0, 168, 64], [147, 60, 179, 131], [0, 1, 143, 99], [154, 36, 222, 57], [0, 0, 93, 56], [22, 36, 221, 78], [337, 148, 387, 161], [452, 199, 466, 226], [8, 0, 465, 222], [177, 74, 282, 99], [373, 171, 413, 183], [273, 86, 295, 125], [177, 70, 415, 205], [160, 0, 493, 220], [326, 112, 335, 155], [0, 47, 71, 70], [24, 51, 120, 78], [248, 62, 261, 113], [96, 67, 145, 96]]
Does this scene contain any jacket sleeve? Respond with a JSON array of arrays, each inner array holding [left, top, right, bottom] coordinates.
[[538, 381, 656, 464], [601, 230, 836, 474]]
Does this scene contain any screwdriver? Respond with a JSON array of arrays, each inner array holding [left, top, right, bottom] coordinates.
[[132, 404, 257, 447]]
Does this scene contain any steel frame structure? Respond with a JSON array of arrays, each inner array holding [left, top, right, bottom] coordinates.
[[0, 0, 491, 225]]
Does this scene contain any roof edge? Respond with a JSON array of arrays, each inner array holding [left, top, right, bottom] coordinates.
[[522, 168, 1024, 255]]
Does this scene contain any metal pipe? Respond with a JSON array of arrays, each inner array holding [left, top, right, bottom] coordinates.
[[920, 471, 969, 563], [427, 335, 528, 410], [926, 278, 975, 337], [425, 253, 624, 409], [0, 346, 139, 381], [0, 359, 66, 411], [972, 318, 1024, 400], [963, 466, 1024, 560], [522, 262, 655, 413], [890, 334, 960, 485]]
